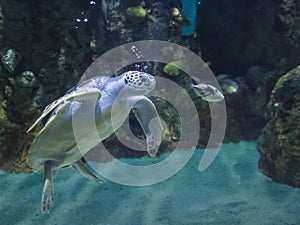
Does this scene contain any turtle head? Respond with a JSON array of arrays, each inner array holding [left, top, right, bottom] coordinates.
[[103, 71, 156, 102], [121, 71, 156, 95]]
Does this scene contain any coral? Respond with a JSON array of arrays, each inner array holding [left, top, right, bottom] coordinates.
[[0, 48, 21, 73], [171, 7, 181, 17], [257, 66, 300, 187], [163, 61, 181, 77], [216, 74, 239, 94], [125, 5, 147, 22], [15, 71, 36, 88]]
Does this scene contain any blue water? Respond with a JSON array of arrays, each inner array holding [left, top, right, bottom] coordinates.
[[1, 141, 299, 225], [182, 0, 200, 36], [161, 0, 200, 36]]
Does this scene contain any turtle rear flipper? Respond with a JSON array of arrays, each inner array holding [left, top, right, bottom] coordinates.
[[42, 161, 57, 213], [72, 160, 104, 184]]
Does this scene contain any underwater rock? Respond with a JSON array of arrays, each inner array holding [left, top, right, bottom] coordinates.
[[0, 48, 21, 73], [277, 0, 300, 50], [102, 0, 183, 45], [146, 1, 182, 42], [15, 71, 36, 88], [0, 0, 185, 173], [245, 65, 281, 120], [257, 66, 300, 188], [0, 0, 104, 173]]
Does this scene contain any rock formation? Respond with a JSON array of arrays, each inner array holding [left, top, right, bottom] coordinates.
[[258, 66, 300, 187]]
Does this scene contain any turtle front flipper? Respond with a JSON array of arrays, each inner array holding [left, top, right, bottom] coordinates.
[[132, 96, 166, 157], [72, 160, 104, 184], [42, 161, 57, 213]]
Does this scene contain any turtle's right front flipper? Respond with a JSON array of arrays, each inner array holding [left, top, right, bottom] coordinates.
[[132, 96, 166, 157]]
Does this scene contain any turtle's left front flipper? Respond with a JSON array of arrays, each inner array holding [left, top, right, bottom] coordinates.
[[72, 160, 104, 184], [132, 96, 166, 157]]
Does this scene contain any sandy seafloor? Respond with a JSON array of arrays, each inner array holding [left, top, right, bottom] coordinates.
[[1, 141, 300, 225]]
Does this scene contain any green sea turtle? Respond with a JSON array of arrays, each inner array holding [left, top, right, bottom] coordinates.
[[27, 71, 165, 213]]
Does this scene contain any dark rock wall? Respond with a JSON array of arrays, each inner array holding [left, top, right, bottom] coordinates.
[[196, 0, 300, 186], [196, 0, 300, 141], [0, 0, 106, 172], [196, 0, 299, 74]]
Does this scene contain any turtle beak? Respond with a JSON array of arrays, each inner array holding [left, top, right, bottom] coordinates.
[[140, 74, 155, 87], [141, 74, 156, 92]]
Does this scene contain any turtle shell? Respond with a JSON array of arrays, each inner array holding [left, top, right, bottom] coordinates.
[[27, 76, 109, 173]]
